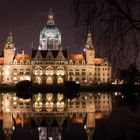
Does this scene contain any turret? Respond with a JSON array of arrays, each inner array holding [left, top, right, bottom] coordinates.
[[4, 32, 15, 64], [47, 8, 55, 25], [85, 33, 95, 65]]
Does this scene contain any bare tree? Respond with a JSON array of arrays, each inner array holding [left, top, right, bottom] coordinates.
[[72, 0, 140, 74]]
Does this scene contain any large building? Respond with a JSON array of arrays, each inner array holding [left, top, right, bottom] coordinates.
[[0, 9, 111, 85]]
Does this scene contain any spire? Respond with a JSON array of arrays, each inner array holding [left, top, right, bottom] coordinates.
[[85, 33, 94, 49], [47, 8, 55, 25], [6, 32, 13, 44]]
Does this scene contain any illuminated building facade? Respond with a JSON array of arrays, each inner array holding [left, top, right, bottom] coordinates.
[[0, 9, 111, 85]]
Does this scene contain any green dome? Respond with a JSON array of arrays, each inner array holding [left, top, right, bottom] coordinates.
[[41, 25, 60, 37]]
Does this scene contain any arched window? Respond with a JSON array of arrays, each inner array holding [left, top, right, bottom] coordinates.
[[19, 69, 24, 75], [82, 69, 86, 75], [75, 77, 79, 84], [35, 76, 42, 84], [13, 68, 17, 75], [57, 76, 64, 84], [46, 77, 53, 84], [69, 77, 73, 81], [69, 69, 74, 76], [25, 69, 30, 75], [75, 69, 79, 76], [46, 66, 54, 75], [34, 66, 43, 76], [56, 67, 65, 76]]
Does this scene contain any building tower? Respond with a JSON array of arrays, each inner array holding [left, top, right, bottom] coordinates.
[[85, 33, 95, 65], [3, 32, 15, 83], [4, 32, 15, 65], [39, 8, 62, 50]]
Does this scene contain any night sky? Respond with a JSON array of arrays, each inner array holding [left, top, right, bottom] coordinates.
[[0, 0, 83, 54]]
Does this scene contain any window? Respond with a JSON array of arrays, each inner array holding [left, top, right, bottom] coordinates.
[[35, 76, 42, 84], [19, 69, 24, 75], [69, 69, 74, 75], [25, 69, 30, 75], [57, 76, 63, 84], [56, 66, 65, 76], [46, 66, 54, 75], [46, 77, 53, 84], [75, 69, 79, 76], [82, 69, 86, 75], [13, 68, 17, 75], [34, 66, 43, 75], [89, 72, 92, 76]]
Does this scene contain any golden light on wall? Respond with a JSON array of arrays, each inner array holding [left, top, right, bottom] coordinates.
[[56, 93, 65, 112], [46, 93, 54, 112], [46, 93, 53, 101], [33, 93, 43, 112]]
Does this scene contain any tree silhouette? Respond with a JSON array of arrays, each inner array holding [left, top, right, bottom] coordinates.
[[72, 0, 140, 71], [118, 64, 140, 85]]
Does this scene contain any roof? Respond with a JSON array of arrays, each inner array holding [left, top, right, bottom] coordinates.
[[15, 54, 32, 61], [68, 54, 84, 61], [32, 50, 68, 59]]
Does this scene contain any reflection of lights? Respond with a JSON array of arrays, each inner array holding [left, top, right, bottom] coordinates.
[[98, 92, 100, 96], [85, 96, 87, 99], [46, 93, 53, 101], [57, 93, 63, 101], [84, 125, 87, 130], [46, 101, 54, 112], [122, 95, 124, 98], [35, 93, 42, 101], [119, 92, 121, 95], [48, 137, 53, 140], [34, 101, 43, 112], [5, 99, 10, 112], [114, 92, 118, 96], [56, 101, 65, 112]]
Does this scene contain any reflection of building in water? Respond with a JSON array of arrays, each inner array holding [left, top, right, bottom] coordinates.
[[0, 9, 111, 85], [0, 92, 97, 140], [95, 93, 112, 119]]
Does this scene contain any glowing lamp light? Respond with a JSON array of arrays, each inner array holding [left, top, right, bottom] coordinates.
[[46, 93, 53, 101]]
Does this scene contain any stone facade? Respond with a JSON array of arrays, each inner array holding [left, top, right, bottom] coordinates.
[[0, 9, 111, 85]]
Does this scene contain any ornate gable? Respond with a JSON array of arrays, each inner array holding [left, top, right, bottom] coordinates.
[[33, 51, 43, 60], [45, 50, 54, 60], [55, 50, 65, 61]]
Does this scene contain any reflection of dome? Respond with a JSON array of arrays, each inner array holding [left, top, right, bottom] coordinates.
[[41, 25, 60, 37]]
